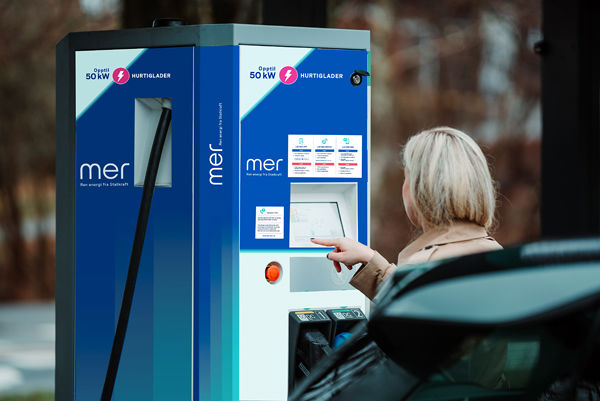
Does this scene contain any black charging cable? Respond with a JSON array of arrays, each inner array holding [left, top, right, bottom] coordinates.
[[101, 98, 172, 401]]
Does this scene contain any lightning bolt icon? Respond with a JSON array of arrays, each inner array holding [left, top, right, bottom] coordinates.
[[284, 69, 292, 82], [117, 70, 124, 82]]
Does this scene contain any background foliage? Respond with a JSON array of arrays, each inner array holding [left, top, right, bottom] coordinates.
[[0, 0, 541, 300]]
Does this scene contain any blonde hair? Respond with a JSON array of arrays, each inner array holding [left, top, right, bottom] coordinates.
[[402, 127, 496, 230]]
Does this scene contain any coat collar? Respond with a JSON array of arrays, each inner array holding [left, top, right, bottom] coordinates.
[[397, 221, 490, 262]]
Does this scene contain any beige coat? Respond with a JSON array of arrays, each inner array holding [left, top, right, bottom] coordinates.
[[350, 221, 502, 300]]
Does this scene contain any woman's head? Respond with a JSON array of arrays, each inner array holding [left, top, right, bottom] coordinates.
[[402, 127, 496, 230]]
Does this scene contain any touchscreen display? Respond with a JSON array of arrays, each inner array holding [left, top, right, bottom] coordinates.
[[290, 202, 345, 248]]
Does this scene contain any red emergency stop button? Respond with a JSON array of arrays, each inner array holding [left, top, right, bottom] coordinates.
[[265, 262, 282, 283]]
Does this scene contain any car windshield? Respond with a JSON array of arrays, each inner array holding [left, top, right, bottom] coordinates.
[[406, 312, 594, 401]]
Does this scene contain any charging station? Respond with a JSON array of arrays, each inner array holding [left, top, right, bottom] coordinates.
[[57, 24, 370, 401]]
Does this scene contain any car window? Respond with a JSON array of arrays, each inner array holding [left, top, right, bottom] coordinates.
[[406, 324, 582, 401]]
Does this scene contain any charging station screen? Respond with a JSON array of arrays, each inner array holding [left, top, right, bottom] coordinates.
[[290, 202, 345, 247]]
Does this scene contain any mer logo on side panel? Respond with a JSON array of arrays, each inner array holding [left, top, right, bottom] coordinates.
[[78, 162, 131, 188]]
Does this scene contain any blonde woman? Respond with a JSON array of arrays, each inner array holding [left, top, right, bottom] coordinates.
[[312, 126, 502, 301]]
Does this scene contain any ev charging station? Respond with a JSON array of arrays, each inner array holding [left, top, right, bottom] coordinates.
[[56, 23, 370, 401]]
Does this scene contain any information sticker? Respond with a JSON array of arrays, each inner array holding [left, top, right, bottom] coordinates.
[[255, 206, 284, 239]]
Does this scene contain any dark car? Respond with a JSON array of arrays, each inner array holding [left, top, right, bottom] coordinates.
[[290, 238, 600, 401]]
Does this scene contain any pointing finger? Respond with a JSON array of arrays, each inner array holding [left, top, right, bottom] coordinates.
[[311, 238, 339, 247]]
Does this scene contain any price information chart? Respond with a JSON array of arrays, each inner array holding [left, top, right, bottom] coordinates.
[[288, 135, 362, 178]]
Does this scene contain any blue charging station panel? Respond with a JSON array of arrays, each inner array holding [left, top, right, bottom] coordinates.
[[57, 24, 370, 401]]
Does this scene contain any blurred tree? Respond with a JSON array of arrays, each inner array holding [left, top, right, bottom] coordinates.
[[210, 0, 240, 23], [262, 0, 327, 27], [0, 0, 542, 299], [0, 0, 118, 300], [121, 0, 262, 27], [330, 0, 541, 261], [122, 0, 200, 27]]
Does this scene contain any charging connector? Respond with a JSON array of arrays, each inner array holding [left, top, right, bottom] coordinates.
[[300, 330, 333, 377]]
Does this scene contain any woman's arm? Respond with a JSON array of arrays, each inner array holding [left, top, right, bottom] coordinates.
[[349, 252, 396, 300], [311, 238, 395, 300], [310, 237, 375, 272]]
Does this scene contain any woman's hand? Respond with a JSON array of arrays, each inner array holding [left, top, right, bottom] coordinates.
[[310, 238, 375, 273]]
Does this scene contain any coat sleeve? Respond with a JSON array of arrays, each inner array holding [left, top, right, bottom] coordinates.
[[349, 251, 396, 300]]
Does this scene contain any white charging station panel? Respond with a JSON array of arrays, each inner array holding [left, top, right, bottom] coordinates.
[[237, 45, 369, 400], [239, 252, 366, 399]]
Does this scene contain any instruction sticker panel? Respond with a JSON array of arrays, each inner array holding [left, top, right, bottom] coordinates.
[[288, 135, 362, 178], [255, 206, 284, 239]]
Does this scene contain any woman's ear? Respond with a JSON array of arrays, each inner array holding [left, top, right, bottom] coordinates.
[[402, 169, 417, 227]]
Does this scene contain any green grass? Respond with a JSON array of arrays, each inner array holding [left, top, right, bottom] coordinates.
[[0, 392, 53, 401]]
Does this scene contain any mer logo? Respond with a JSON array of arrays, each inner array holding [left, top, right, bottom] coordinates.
[[246, 157, 284, 171], [208, 144, 223, 186], [80, 162, 130, 180]]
